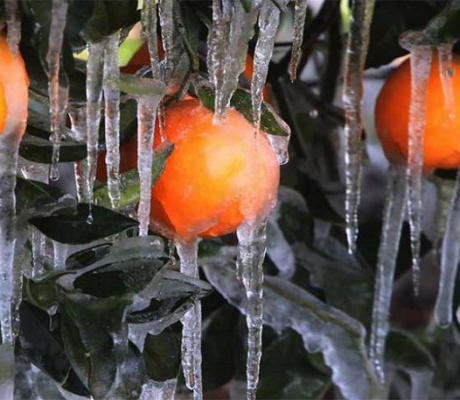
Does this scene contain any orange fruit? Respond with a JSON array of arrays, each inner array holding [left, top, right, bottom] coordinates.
[[149, 98, 279, 243], [0, 33, 29, 137], [375, 52, 460, 171]]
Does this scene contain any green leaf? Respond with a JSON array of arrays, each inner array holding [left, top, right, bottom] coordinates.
[[194, 80, 290, 138], [29, 204, 139, 244], [15, 177, 77, 221], [94, 141, 174, 209], [19, 302, 90, 397], [119, 73, 166, 98], [143, 330, 181, 382]]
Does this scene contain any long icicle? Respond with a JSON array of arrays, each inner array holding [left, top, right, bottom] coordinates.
[[342, 0, 376, 254], [176, 241, 202, 400], [369, 164, 407, 383], [4, 0, 21, 54], [251, 1, 280, 132], [47, 0, 69, 181], [141, 0, 161, 81], [435, 168, 460, 327], [237, 219, 268, 400], [399, 35, 432, 296], [103, 31, 121, 209], [85, 40, 106, 213], [289, 0, 309, 81]]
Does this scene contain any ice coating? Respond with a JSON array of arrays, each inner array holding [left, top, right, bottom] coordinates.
[[251, 1, 280, 131], [85, 40, 106, 209], [46, 0, 69, 181], [399, 39, 432, 295], [236, 219, 267, 400], [158, 0, 174, 81], [369, 164, 407, 383], [140, 379, 177, 400], [342, 0, 376, 254], [176, 241, 203, 400], [435, 169, 460, 327], [289, 0, 309, 81], [103, 32, 121, 208]]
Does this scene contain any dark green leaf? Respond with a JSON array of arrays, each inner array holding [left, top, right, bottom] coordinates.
[[15, 177, 77, 221], [143, 330, 181, 382], [29, 204, 139, 244], [19, 302, 90, 397]]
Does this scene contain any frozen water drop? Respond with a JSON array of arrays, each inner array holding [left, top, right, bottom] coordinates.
[[435, 167, 460, 328], [369, 164, 407, 383], [342, 0, 376, 254], [399, 36, 432, 296], [176, 241, 203, 400], [237, 219, 267, 400]]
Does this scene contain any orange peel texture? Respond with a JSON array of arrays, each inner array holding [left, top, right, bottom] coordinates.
[[150, 98, 280, 243], [375, 53, 460, 172]]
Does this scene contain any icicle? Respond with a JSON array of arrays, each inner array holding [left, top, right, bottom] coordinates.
[[409, 370, 433, 400], [432, 176, 456, 252], [435, 169, 460, 327], [103, 31, 121, 209], [369, 164, 407, 383], [342, 0, 376, 254], [399, 35, 432, 296], [176, 241, 202, 400], [68, 106, 89, 202], [140, 379, 177, 400], [30, 227, 47, 279], [4, 0, 21, 55], [52, 241, 68, 271], [85, 40, 106, 209], [46, 0, 69, 181], [141, 0, 160, 80], [437, 43, 456, 119], [158, 0, 174, 81], [137, 96, 161, 236], [236, 219, 267, 400], [289, 0, 308, 81], [251, 1, 280, 132], [209, 1, 261, 119]]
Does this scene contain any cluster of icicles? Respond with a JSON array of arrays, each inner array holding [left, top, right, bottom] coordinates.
[[2, 0, 459, 399]]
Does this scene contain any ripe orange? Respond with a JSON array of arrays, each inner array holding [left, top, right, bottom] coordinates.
[[149, 98, 280, 242], [0, 33, 29, 137], [375, 52, 460, 171]]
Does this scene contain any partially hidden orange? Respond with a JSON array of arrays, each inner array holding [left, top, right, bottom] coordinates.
[[149, 98, 280, 243], [0, 33, 29, 137], [375, 52, 460, 171]]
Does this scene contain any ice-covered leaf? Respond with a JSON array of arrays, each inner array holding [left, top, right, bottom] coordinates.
[[194, 83, 290, 138], [143, 330, 181, 382], [119, 74, 166, 98], [18, 302, 90, 398], [20, 127, 87, 164], [15, 177, 77, 221], [94, 141, 174, 209], [29, 204, 138, 244], [203, 257, 380, 400], [257, 330, 331, 400], [295, 238, 374, 328]]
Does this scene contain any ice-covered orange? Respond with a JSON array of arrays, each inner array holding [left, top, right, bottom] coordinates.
[[150, 98, 279, 242], [375, 53, 460, 171], [0, 33, 29, 137]]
